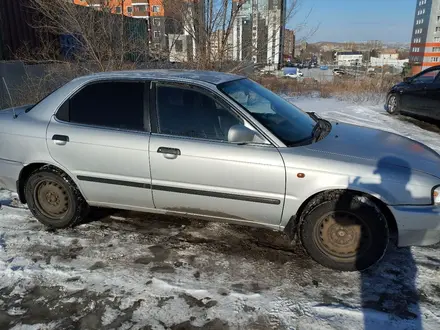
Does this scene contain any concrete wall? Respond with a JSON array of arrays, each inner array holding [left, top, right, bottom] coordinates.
[[0, 62, 49, 109]]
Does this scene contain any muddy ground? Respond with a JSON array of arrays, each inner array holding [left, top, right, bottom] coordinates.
[[1, 198, 440, 329]]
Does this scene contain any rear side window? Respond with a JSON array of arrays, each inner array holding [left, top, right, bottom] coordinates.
[[60, 81, 145, 131]]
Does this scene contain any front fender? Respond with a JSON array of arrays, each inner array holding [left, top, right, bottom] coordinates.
[[279, 167, 435, 228]]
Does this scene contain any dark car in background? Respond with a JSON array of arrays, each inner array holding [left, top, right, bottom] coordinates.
[[385, 65, 440, 120]]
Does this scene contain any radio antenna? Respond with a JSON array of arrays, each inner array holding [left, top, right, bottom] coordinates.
[[2, 77, 17, 119]]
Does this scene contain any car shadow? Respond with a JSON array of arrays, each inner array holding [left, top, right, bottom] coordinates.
[[396, 113, 440, 134], [336, 156, 423, 329]]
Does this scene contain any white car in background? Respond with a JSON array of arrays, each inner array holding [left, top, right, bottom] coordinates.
[[283, 67, 303, 79]]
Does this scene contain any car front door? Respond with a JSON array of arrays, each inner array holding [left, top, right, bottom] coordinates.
[[423, 71, 440, 119], [400, 68, 440, 116], [148, 82, 286, 228], [46, 80, 155, 210]]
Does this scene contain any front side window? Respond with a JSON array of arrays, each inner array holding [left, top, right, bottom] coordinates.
[[156, 85, 241, 141], [218, 78, 317, 146], [412, 69, 440, 84], [64, 81, 145, 131]]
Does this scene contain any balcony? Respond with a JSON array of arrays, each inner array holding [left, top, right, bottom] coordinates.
[[132, 3, 148, 17], [87, 0, 103, 6]]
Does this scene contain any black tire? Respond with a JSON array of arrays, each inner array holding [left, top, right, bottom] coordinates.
[[24, 166, 89, 229], [300, 191, 389, 271], [386, 94, 400, 115]]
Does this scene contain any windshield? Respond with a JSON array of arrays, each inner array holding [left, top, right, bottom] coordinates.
[[218, 78, 317, 146]]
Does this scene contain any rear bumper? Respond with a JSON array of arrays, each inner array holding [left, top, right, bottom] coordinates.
[[390, 205, 440, 247], [0, 157, 22, 192]]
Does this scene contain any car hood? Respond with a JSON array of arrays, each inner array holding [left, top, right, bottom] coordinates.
[[307, 122, 440, 178]]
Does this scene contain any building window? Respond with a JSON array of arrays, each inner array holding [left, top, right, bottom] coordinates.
[[433, 47, 440, 51], [435, 37, 440, 42], [436, 27, 440, 32], [152, 5, 160, 13], [127, 6, 133, 13], [115, 6, 122, 14], [154, 31, 160, 39], [134, 5, 147, 12], [432, 57, 439, 62], [175, 40, 183, 52], [153, 18, 160, 26]]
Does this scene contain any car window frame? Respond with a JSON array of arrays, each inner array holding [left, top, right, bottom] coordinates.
[[54, 78, 150, 134], [412, 67, 440, 84], [150, 81, 270, 145]]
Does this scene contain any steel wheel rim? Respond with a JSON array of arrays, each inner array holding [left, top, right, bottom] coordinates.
[[388, 96, 397, 112], [34, 179, 69, 220], [313, 211, 372, 260]]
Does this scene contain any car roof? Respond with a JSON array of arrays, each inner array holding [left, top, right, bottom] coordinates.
[[82, 69, 244, 85]]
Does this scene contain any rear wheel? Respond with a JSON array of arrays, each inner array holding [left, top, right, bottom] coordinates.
[[25, 166, 88, 228], [386, 94, 400, 115], [300, 191, 389, 271]]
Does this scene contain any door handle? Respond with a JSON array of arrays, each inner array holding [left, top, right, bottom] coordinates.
[[157, 147, 181, 159], [52, 134, 69, 146]]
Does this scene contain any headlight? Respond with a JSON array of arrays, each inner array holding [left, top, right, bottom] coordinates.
[[433, 187, 440, 205]]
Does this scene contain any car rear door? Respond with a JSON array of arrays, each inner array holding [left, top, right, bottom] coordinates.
[[46, 79, 155, 210], [148, 82, 286, 228]]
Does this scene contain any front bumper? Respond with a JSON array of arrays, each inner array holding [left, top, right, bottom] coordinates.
[[0, 157, 22, 192], [390, 205, 440, 247], [383, 93, 391, 111]]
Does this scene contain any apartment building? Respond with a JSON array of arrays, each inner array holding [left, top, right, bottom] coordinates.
[[167, 0, 205, 62], [231, 0, 286, 68], [283, 28, 295, 61], [409, 0, 440, 74]]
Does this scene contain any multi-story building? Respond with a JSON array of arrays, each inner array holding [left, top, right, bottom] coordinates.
[[379, 49, 399, 60], [335, 51, 363, 66], [210, 30, 233, 61], [283, 28, 295, 62], [73, 0, 167, 52], [166, 0, 205, 62], [231, 0, 286, 68], [409, 0, 440, 74]]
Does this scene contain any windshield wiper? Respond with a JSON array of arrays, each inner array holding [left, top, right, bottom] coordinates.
[[312, 118, 332, 142]]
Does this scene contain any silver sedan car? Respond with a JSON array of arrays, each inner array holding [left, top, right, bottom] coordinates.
[[1, 70, 440, 271]]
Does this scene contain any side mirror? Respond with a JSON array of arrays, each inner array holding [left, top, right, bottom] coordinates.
[[403, 77, 412, 83], [228, 124, 266, 144]]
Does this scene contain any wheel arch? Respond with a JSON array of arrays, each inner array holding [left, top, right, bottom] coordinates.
[[284, 189, 398, 245], [17, 162, 85, 204]]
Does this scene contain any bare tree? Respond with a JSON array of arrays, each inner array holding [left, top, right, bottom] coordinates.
[[26, 0, 154, 71], [162, 0, 318, 71]]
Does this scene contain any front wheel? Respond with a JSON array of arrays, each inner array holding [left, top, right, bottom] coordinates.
[[386, 94, 400, 115], [300, 192, 389, 271]]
